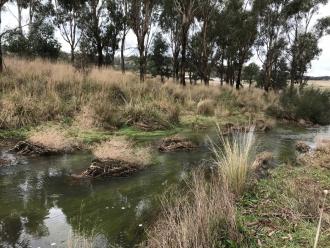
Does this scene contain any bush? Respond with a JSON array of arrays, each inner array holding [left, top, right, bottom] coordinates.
[[271, 88, 330, 125]]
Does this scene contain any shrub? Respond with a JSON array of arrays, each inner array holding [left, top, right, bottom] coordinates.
[[272, 88, 330, 125]]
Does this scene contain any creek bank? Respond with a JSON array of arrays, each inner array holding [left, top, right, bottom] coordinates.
[[158, 135, 197, 152]]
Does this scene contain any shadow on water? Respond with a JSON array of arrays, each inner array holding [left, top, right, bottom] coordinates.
[[0, 124, 329, 247]]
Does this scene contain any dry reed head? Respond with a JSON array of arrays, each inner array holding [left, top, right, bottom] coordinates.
[[93, 137, 151, 166], [28, 127, 77, 151]]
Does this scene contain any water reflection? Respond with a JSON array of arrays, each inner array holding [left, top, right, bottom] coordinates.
[[0, 125, 329, 247]]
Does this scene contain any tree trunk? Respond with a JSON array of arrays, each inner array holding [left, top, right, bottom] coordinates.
[[236, 61, 243, 90], [70, 45, 75, 63], [97, 43, 103, 67], [180, 26, 188, 86], [139, 46, 145, 82], [173, 49, 179, 82], [0, 8, 3, 73], [121, 29, 126, 74], [17, 4, 23, 35]]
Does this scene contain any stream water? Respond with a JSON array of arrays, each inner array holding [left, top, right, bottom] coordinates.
[[0, 125, 330, 248]]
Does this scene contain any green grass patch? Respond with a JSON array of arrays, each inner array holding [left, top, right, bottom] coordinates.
[[238, 164, 330, 247], [0, 128, 29, 140]]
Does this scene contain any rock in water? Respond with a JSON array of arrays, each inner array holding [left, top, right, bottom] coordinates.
[[158, 135, 197, 152], [295, 141, 310, 153], [9, 141, 62, 156], [79, 159, 140, 178]]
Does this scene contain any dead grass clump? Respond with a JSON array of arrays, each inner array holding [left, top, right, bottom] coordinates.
[[197, 99, 216, 116], [28, 127, 77, 152], [146, 171, 238, 248], [93, 137, 151, 166]]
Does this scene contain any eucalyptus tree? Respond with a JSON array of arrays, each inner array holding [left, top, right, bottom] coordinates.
[[285, 0, 329, 88], [255, 0, 291, 91], [117, 0, 130, 73], [195, 0, 221, 85], [174, 0, 198, 86], [159, 0, 181, 81], [243, 62, 260, 88], [54, 0, 83, 63], [0, 0, 9, 72], [130, 0, 158, 81], [149, 32, 169, 82], [225, 0, 257, 89], [78, 0, 122, 67]]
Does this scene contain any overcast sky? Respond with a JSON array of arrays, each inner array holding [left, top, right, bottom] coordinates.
[[1, 2, 330, 76]]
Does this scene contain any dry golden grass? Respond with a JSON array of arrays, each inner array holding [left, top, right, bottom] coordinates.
[[28, 127, 77, 151], [93, 137, 151, 166], [0, 57, 278, 130], [197, 99, 216, 116], [146, 171, 237, 248], [308, 80, 330, 90]]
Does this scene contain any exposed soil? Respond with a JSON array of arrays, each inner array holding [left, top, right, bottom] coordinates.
[[158, 135, 197, 152], [78, 159, 141, 178]]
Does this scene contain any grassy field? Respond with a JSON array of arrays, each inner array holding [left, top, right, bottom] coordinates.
[[309, 80, 330, 90]]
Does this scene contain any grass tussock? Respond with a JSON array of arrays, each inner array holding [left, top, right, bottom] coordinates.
[[197, 99, 216, 116], [0, 57, 278, 132], [146, 171, 238, 248], [93, 137, 151, 166], [28, 127, 77, 151], [211, 126, 255, 195]]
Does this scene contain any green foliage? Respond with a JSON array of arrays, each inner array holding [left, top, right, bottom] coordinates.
[[149, 32, 170, 81], [4, 1, 61, 59], [243, 63, 260, 86], [272, 88, 330, 125]]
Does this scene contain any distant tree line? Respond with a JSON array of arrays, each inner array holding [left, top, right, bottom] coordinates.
[[0, 0, 330, 90]]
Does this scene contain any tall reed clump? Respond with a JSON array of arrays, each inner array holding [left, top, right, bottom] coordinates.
[[211, 126, 255, 195]]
